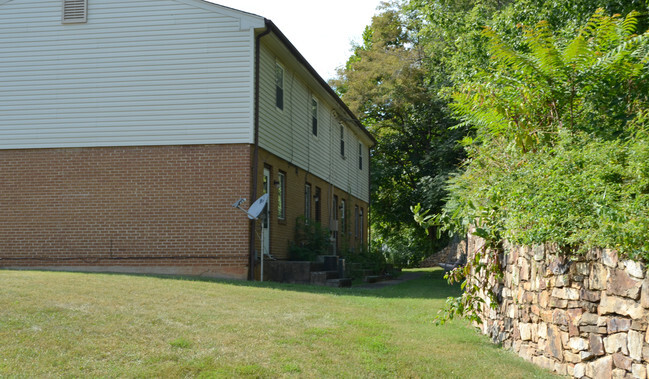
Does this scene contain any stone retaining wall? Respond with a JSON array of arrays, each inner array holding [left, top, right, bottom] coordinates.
[[468, 233, 649, 378]]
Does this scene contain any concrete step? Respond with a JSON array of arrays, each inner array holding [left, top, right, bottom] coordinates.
[[310, 270, 339, 285], [364, 275, 383, 283], [325, 278, 352, 288], [352, 269, 375, 277]]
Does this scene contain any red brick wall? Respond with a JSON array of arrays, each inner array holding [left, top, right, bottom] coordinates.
[[255, 148, 370, 260], [0, 144, 252, 279]]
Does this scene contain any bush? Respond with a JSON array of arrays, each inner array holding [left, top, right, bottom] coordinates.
[[288, 216, 331, 261]]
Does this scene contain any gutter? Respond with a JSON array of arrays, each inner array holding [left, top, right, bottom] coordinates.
[[249, 20, 272, 281]]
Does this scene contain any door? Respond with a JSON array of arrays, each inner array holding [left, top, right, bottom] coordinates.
[[262, 168, 270, 257]]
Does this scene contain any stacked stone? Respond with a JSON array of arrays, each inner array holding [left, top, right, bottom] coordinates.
[[471, 236, 649, 379], [419, 238, 466, 268]]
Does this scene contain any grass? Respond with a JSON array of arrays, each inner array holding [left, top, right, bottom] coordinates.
[[0, 268, 557, 378]]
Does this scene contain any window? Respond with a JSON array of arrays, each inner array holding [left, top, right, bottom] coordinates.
[[315, 187, 322, 223], [277, 171, 286, 220], [360, 207, 364, 243], [62, 0, 87, 23], [358, 143, 363, 170], [311, 97, 318, 136], [354, 205, 359, 238], [340, 124, 345, 157], [304, 183, 311, 220], [275, 63, 284, 110], [333, 195, 339, 222], [332, 195, 339, 249], [340, 199, 346, 233]]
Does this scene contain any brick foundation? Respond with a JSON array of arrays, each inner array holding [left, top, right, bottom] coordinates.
[[0, 144, 252, 279]]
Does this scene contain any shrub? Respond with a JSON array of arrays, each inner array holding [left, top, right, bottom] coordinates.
[[288, 216, 331, 261]]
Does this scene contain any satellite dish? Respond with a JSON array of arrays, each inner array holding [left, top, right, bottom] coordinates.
[[246, 193, 268, 220]]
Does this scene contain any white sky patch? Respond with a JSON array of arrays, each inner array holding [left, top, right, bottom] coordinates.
[[209, 0, 383, 81]]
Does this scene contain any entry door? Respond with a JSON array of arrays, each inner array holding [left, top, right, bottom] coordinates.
[[262, 168, 270, 257]]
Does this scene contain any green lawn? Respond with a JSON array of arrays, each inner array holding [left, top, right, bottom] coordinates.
[[0, 268, 556, 378]]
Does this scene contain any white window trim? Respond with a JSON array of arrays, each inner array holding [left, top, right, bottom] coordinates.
[[304, 183, 312, 220], [340, 199, 346, 233], [311, 96, 318, 137], [277, 171, 286, 220], [340, 124, 345, 158], [358, 142, 363, 170], [275, 61, 285, 111]]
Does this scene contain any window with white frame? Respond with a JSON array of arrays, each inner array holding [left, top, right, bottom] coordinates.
[[277, 171, 286, 220], [315, 186, 321, 223], [358, 143, 363, 170], [360, 207, 364, 243], [275, 63, 284, 110], [304, 183, 312, 220], [311, 97, 318, 136], [354, 205, 359, 238], [340, 199, 346, 233], [340, 124, 345, 157]]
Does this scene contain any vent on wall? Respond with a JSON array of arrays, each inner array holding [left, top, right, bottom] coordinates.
[[62, 0, 87, 24]]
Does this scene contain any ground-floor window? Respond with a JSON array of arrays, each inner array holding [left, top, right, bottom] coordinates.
[[315, 187, 321, 223], [277, 171, 286, 220], [354, 205, 359, 238], [340, 199, 346, 233], [305, 183, 312, 220], [360, 207, 364, 245]]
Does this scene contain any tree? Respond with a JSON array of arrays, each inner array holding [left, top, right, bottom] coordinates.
[[416, 9, 649, 323], [331, 2, 466, 266]]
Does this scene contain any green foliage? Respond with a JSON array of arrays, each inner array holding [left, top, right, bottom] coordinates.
[[446, 10, 649, 248], [288, 216, 331, 261], [340, 244, 388, 279], [331, 2, 467, 265], [408, 0, 649, 84], [416, 10, 649, 324], [452, 10, 649, 152]]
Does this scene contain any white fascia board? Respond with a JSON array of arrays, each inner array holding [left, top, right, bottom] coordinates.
[[174, 0, 265, 30]]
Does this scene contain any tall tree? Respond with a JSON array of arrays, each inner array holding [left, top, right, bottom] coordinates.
[[331, 2, 466, 266], [334, 0, 649, 266]]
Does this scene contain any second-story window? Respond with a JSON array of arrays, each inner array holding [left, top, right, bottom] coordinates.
[[358, 143, 363, 170], [340, 124, 345, 157], [311, 97, 318, 136], [275, 63, 284, 110]]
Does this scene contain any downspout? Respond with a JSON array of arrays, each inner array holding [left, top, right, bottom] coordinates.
[[249, 21, 272, 281]]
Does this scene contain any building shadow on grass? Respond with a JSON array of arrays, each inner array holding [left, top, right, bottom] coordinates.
[[146, 267, 462, 300], [3, 267, 461, 300]]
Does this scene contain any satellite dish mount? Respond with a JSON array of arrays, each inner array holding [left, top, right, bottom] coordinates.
[[232, 194, 268, 220], [232, 194, 270, 281]]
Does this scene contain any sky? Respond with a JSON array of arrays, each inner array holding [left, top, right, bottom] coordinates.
[[210, 0, 384, 81]]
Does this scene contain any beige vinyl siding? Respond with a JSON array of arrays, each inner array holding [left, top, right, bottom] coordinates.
[[0, 0, 264, 149], [258, 44, 370, 203]]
